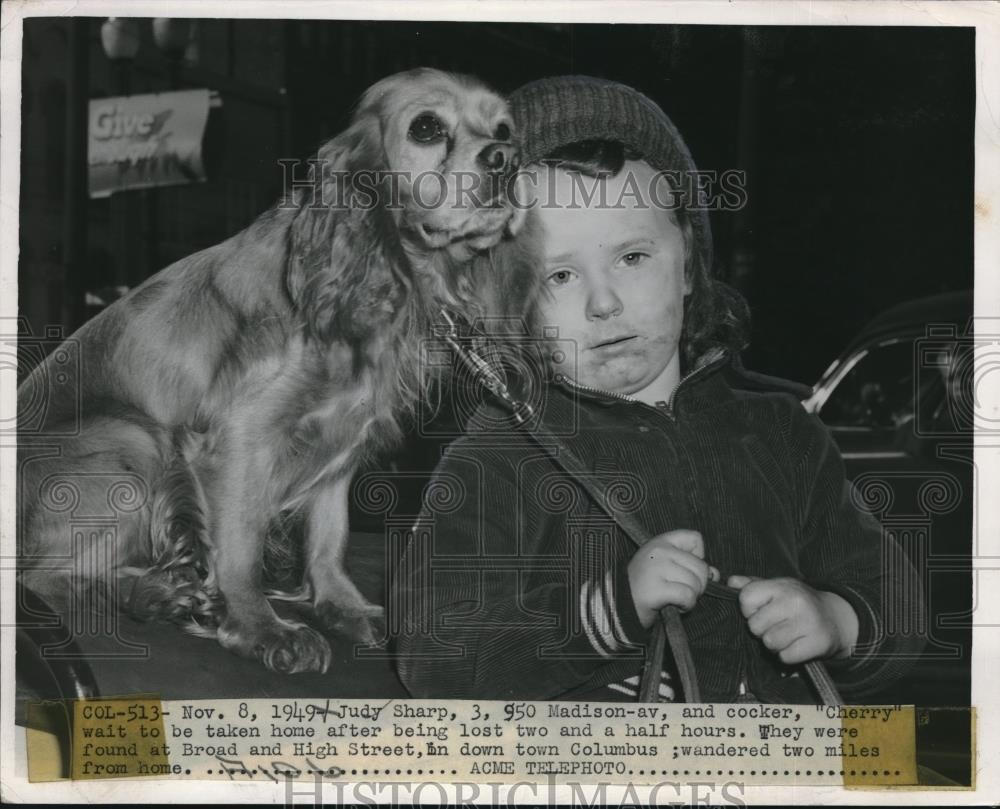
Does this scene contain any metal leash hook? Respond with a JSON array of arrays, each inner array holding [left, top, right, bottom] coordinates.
[[438, 308, 535, 425]]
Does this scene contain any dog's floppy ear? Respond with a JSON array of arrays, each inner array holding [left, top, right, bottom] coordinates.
[[503, 171, 532, 238], [286, 111, 406, 348], [459, 208, 543, 348]]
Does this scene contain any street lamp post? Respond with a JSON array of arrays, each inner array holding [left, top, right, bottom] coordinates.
[[98, 18, 140, 292], [147, 19, 192, 276], [100, 17, 140, 95], [64, 19, 90, 330], [153, 18, 193, 89], [98, 17, 195, 283]]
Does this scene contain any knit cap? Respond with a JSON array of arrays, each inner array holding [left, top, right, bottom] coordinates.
[[509, 76, 713, 273]]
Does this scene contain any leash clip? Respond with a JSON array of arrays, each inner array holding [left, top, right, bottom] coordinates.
[[438, 309, 535, 425]]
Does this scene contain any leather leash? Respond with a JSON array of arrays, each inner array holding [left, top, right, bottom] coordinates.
[[439, 312, 842, 705]]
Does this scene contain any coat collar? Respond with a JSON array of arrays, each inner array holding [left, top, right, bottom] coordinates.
[[550, 346, 730, 413]]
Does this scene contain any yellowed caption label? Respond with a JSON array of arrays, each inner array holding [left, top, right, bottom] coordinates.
[[840, 705, 917, 786], [835, 705, 917, 786], [25, 701, 70, 783], [70, 697, 170, 779], [23, 699, 934, 785]]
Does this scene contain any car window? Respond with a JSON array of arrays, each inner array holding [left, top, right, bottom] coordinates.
[[916, 340, 972, 436], [819, 339, 917, 429]]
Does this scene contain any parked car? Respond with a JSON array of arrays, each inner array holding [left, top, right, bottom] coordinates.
[[805, 290, 974, 708]]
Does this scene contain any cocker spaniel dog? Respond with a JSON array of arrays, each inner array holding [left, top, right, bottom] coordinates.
[[18, 68, 539, 674]]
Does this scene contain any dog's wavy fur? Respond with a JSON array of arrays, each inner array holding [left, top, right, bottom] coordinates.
[[18, 68, 540, 674]]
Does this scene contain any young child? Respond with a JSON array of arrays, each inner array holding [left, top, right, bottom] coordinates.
[[391, 75, 924, 702]]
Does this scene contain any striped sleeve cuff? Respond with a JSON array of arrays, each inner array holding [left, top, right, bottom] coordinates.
[[579, 565, 648, 657]]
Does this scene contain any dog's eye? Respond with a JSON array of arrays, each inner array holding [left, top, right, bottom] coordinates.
[[409, 114, 445, 144], [494, 122, 511, 142]]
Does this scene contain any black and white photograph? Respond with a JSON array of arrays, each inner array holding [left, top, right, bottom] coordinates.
[[2, 0, 996, 801]]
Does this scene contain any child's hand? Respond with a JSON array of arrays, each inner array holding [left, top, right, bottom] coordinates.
[[629, 530, 718, 629], [727, 575, 860, 665]]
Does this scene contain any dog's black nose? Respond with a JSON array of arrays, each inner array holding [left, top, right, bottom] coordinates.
[[478, 142, 516, 174]]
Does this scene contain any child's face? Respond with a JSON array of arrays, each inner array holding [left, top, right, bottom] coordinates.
[[529, 160, 690, 400]]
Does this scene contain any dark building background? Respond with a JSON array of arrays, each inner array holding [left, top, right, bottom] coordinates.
[[12, 19, 977, 735], [18, 18, 974, 384]]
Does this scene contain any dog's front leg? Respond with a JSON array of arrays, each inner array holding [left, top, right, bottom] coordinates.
[[307, 473, 385, 646], [212, 459, 332, 674]]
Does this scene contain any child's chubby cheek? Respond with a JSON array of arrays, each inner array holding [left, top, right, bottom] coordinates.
[[581, 350, 651, 392], [551, 335, 650, 391], [553, 330, 680, 395]]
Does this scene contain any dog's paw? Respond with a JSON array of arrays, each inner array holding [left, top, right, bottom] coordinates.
[[260, 623, 333, 674], [218, 615, 332, 674], [316, 601, 385, 647]]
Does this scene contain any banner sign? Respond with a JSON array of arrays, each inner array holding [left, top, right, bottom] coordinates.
[[88, 89, 212, 199]]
